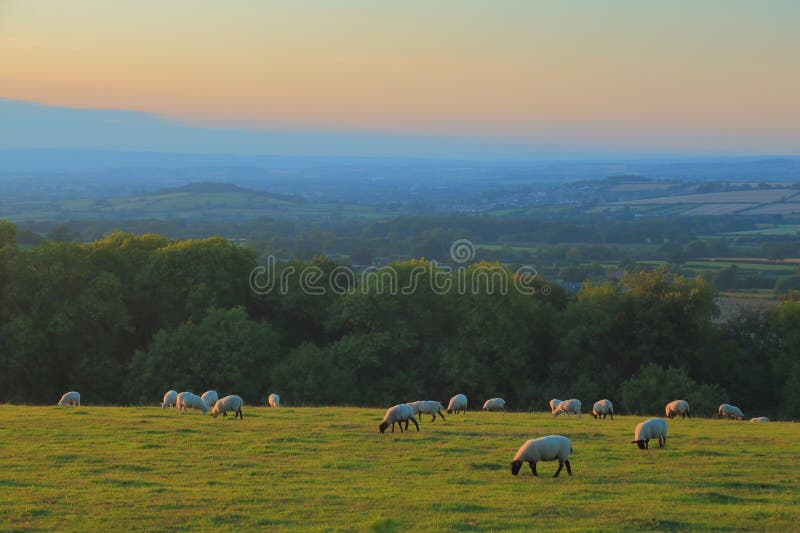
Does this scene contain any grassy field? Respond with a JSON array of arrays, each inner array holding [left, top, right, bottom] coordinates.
[[1, 406, 797, 532]]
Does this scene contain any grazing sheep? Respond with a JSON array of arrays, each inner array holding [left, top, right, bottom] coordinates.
[[632, 418, 668, 449], [201, 390, 219, 409], [447, 394, 468, 414], [665, 400, 691, 419], [268, 393, 280, 408], [549, 399, 562, 412], [58, 391, 80, 407], [176, 392, 209, 415], [161, 390, 178, 409], [407, 400, 446, 422], [211, 395, 243, 419], [510, 435, 573, 477], [718, 403, 745, 420], [592, 399, 614, 420], [483, 398, 506, 411], [553, 398, 582, 419], [379, 404, 419, 433], [750, 417, 769, 422]]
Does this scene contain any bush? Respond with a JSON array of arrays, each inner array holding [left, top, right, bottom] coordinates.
[[619, 364, 727, 416]]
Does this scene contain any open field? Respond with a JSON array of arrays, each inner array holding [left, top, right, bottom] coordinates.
[[1, 406, 797, 532], [725, 224, 800, 236]]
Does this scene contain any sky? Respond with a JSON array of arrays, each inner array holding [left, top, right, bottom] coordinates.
[[1, 0, 799, 158]]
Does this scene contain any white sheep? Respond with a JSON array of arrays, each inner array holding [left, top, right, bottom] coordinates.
[[176, 392, 208, 415], [268, 393, 281, 408], [483, 398, 506, 411], [665, 400, 691, 419], [510, 435, 573, 477], [161, 390, 177, 409], [379, 404, 419, 433], [553, 398, 582, 419], [58, 391, 80, 407], [592, 399, 614, 420], [718, 403, 745, 420], [211, 395, 244, 419], [632, 418, 668, 449], [407, 400, 446, 422], [749, 417, 769, 422], [201, 390, 219, 409], [446, 394, 468, 414]]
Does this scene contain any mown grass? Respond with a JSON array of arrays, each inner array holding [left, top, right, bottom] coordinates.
[[0, 406, 797, 532]]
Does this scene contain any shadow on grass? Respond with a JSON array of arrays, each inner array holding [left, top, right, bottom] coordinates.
[[370, 518, 401, 533]]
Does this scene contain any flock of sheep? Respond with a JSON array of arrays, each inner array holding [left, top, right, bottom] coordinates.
[[379, 395, 769, 477], [57, 390, 768, 477]]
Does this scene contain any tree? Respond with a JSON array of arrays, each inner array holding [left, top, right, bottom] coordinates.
[[774, 275, 800, 295], [127, 307, 280, 403], [47, 224, 74, 243], [619, 364, 727, 416]]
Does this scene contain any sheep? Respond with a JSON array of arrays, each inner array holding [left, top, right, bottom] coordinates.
[[161, 390, 178, 409], [446, 394, 468, 414], [379, 404, 419, 433], [201, 390, 219, 409], [632, 418, 667, 449], [665, 400, 690, 419], [211, 395, 244, 419], [592, 399, 614, 420], [58, 391, 80, 407], [268, 393, 280, 408], [510, 435, 573, 477], [483, 398, 506, 411], [750, 417, 769, 422], [549, 399, 562, 412], [407, 400, 446, 422], [176, 392, 208, 415], [553, 398, 582, 419], [718, 403, 745, 420]]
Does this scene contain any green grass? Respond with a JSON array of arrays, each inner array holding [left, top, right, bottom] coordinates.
[[0, 406, 797, 532], [684, 261, 796, 273], [724, 224, 800, 236]]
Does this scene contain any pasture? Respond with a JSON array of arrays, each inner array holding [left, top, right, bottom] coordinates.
[[0, 406, 797, 532]]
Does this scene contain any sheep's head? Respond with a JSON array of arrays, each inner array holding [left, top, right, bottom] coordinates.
[[632, 440, 646, 449], [510, 461, 522, 476], [378, 421, 390, 433], [210, 409, 219, 418], [592, 412, 598, 419]]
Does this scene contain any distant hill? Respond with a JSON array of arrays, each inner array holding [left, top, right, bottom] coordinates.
[[0, 181, 386, 223], [152, 182, 305, 203]]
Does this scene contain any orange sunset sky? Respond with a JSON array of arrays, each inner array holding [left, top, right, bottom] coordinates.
[[1, 0, 799, 156]]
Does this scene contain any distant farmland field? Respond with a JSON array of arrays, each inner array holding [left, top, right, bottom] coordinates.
[[617, 189, 798, 205], [1, 406, 797, 531], [605, 189, 800, 216], [725, 224, 800, 236]]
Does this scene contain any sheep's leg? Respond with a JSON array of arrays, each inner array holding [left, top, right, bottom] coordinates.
[[554, 461, 564, 477], [610, 412, 613, 420], [644, 439, 649, 449], [565, 459, 572, 475], [437, 411, 446, 421], [403, 420, 409, 432], [391, 422, 396, 433], [410, 417, 419, 432], [529, 462, 537, 476], [660, 435, 665, 448]]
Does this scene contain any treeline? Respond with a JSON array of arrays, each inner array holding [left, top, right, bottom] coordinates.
[[0, 221, 798, 418], [14, 212, 800, 265]]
